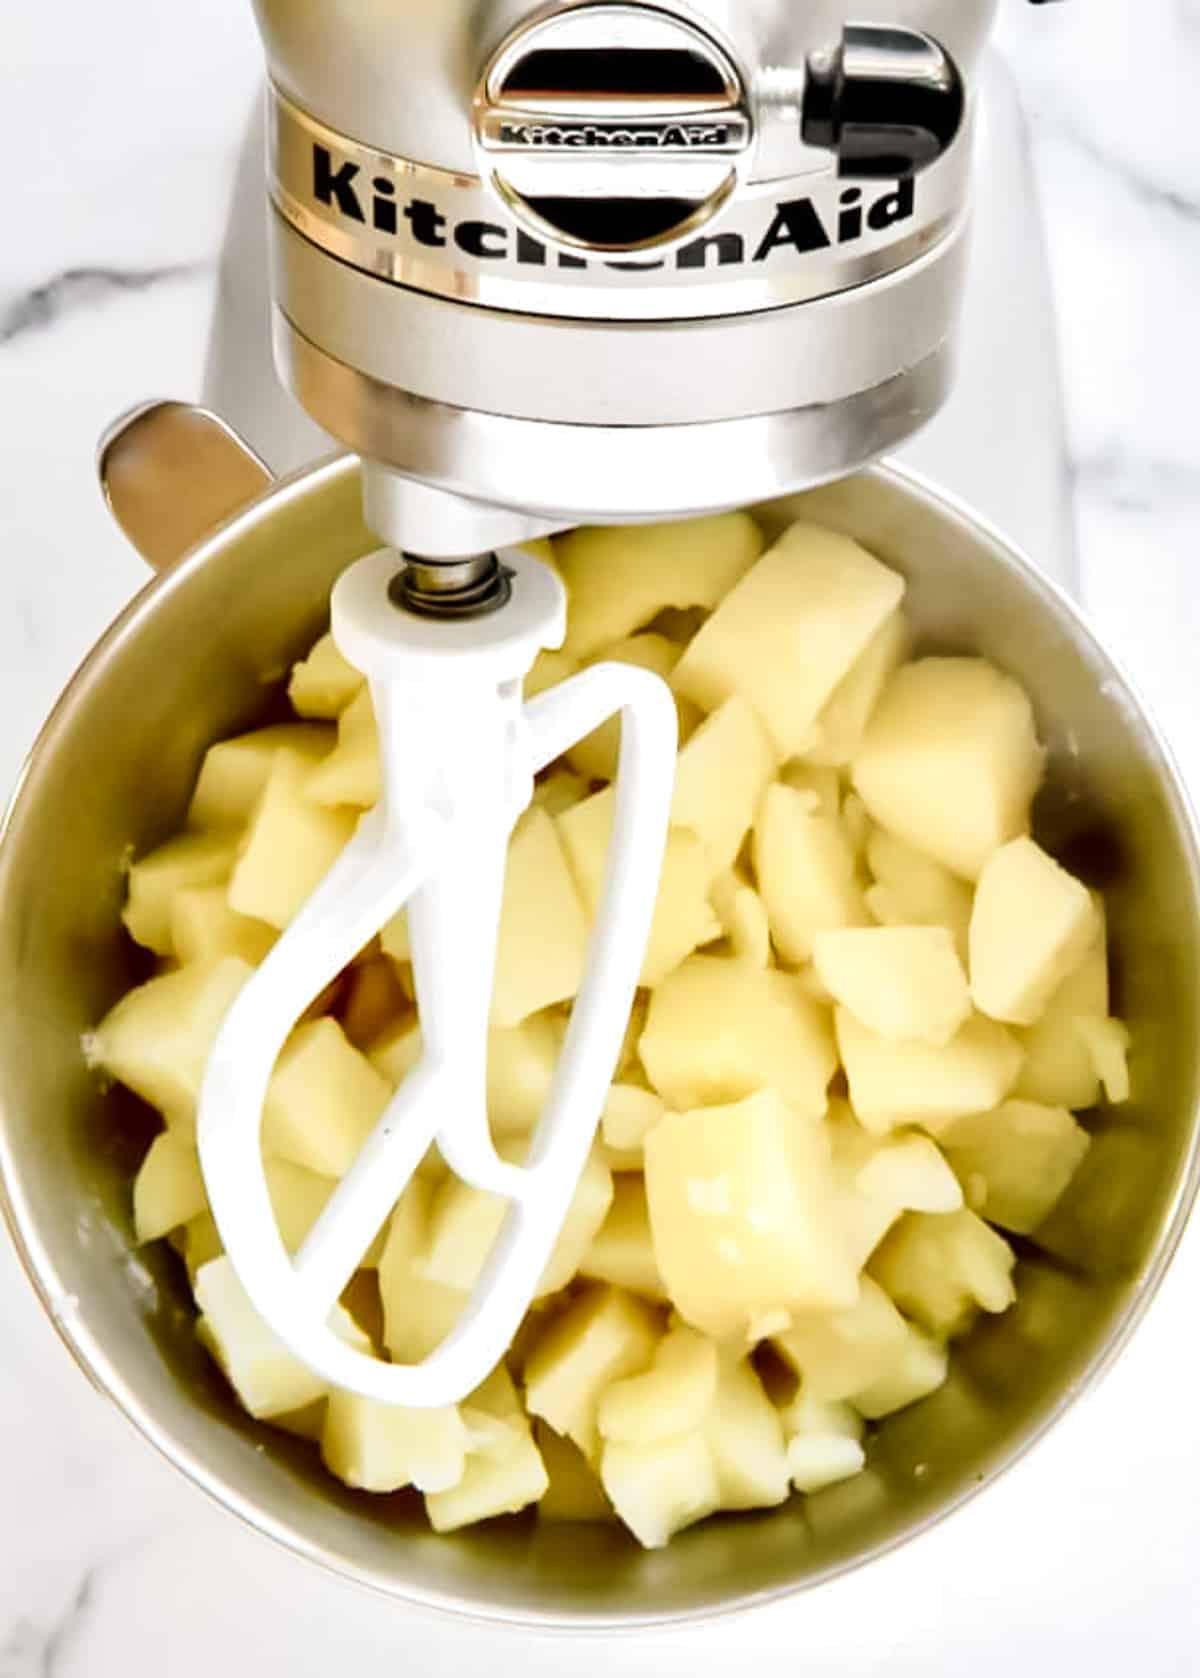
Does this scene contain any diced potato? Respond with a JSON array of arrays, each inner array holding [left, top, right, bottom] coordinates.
[[829, 1110, 962, 1269], [535, 1423, 615, 1523], [524, 1284, 661, 1457], [556, 514, 764, 663], [557, 791, 721, 988], [670, 697, 777, 878], [753, 784, 868, 965], [1013, 930, 1108, 1108], [601, 1428, 721, 1549], [785, 1427, 867, 1495], [597, 1324, 718, 1445], [420, 1177, 506, 1292], [288, 631, 365, 718], [938, 1101, 1091, 1234], [368, 1016, 422, 1088], [377, 1180, 467, 1362], [645, 1091, 857, 1338], [852, 658, 1045, 881], [778, 1385, 865, 1446], [704, 1354, 791, 1511], [123, 831, 242, 956], [270, 1399, 327, 1442], [525, 648, 577, 700], [673, 524, 905, 757], [709, 871, 771, 967], [88, 956, 254, 1128], [426, 1419, 548, 1532], [169, 884, 277, 968], [813, 926, 970, 1047], [564, 634, 683, 783], [969, 838, 1099, 1026], [533, 767, 590, 817], [338, 955, 411, 1051], [868, 1210, 1017, 1338], [183, 1211, 223, 1282], [133, 1130, 207, 1242], [601, 1084, 665, 1156], [640, 957, 836, 1116], [195, 1255, 370, 1419], [539, 1150, 615, 1294], [773, 1277, 909, 1402], [188, 723, 333, 830], [263, 1156, 334, 1253], [487, 1011, 563, 1136], [263, 1018, 391, 1177], [806, 609, 911, 768], [780, 762, 842, 820], [228, 752, 357, 930], [864, 827, 973, 961], [492, 805, 591, 1027], [321, 1389, 468, 1493], [852, 1323, 949, 1420], [305, 687, 379, 810], [580, 1174, 667, 1300], [836, 1007, 1023, 1135], [1076, 1016, 1132, 1103]]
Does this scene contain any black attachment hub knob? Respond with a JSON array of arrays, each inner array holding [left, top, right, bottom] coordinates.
[[802, 25, 965, 181]]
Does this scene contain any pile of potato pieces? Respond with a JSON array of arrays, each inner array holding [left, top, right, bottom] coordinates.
[[89, 513, 1133, 1551]]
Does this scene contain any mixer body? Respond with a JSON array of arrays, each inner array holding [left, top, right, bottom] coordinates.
[[250, 0, 1001, 553]]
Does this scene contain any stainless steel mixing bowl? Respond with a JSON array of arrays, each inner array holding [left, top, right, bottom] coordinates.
[[2, 411, 1199, 1627]]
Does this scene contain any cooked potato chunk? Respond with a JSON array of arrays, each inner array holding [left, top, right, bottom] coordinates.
[[580, 1174, 667, 1300], [597, 1324, 717, 1445], [492, 805, 591, 1026], [263, 1018, 391, 1177], [670, 696, 777, 878], [564, 633, 683, 782], [869, 1210, 1017, 1338], [779, 1387, 867, 1493], [753, 783, 869, 965], [970, 838, 1099, 1026], [600, 1084, 665, 1156], [228, 752, 357, 930], [600, 1429, 721, 1550], [829, 1110, 963, 1269], [425, 1414, 547, 1532], [836, 1007, 1023, 1135], [377, 1180, 468, 1362], [806, 608, 910, 768], [556, 514, 763, 663], [524, 1285, 661, 1457], [938, 1101, 1091, 1234], [133, 1130, 207, 1241], [1075, 1016, 1132, 1103], [640, 956, 836, 1115], [123, 831, 241, 957], [852, 658, 1044, 880], [709, 870, 772, 967], [673, 524, 905, 756], [704, 1354, 791, 1511], [288, 631, 364, 719], [321, 1389, 468, 1494], [539, 1150, 616, 1295], [813, 926, 970, 1046], [645, 1091, 856, 1338], [169, 885, 277, 968], [864, 826, 974, 961], [852, 1322, 949, 1420], [1013, 928, 1108, 1108], [305, 687, 379, 809], [187, 723, 333, 830], [773, 1277, 908, 1403]]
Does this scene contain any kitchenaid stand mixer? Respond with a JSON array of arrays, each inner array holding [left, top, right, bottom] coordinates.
[[111, 0, 1076, 1408]]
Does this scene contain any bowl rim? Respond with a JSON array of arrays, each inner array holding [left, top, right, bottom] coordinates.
[[3, 453, 1200, 1630]]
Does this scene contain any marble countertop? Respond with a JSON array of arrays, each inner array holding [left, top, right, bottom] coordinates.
[[3, 2, 1200, 1671]]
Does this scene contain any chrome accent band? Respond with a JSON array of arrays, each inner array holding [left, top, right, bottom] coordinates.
[[268, 85, 971, 323]]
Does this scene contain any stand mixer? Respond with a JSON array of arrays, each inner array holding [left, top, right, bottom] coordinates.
[[106, 0, 1074, 1412]]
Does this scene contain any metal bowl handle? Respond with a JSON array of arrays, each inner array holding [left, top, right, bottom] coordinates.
[[97, 401, 272, 573]]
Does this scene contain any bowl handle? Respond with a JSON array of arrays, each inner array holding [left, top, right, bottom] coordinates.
[[97, 401, 272, 573]]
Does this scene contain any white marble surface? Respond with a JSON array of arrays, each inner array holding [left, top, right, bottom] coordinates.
[[3, 2, 1200, 1671]]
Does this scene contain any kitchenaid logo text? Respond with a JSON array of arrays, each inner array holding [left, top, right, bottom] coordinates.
[[310, 144, 916, 270], [494, 119, 735, 149]]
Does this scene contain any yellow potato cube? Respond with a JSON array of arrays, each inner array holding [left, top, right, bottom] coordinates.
[[852, 657, 1045, 881], [673, 523, 905, 756], [123, 831, 241, 957], [601, 1084, 665, 1156], [133, 1130, 207, 1242], [704, 1354, 791, 1511], [425, 1422, 548, 1533], [806, 608, 911, 768], [564, 633, 683, 783], [288, 631, 364, 719], [368, 1016, 422, 1087], [169, 884, 277, 968], [939, 1101, 1091, 1234], [580, 1174, 668, 1300], [183, 1211, 223, 1283], [645, 1091, 857, 1338], [813, 926, 971, 1046], [321, 1389, 469, 1493], [640, 957, 836, 1116], [187, 723, 333, 830], [1013, 928, 1108, 1108], [828, 1109, 963, 1269], [339, 955, 411, 1052], [600, 1429, 721, 1549], [868, 1210, 1017, 1338], [864, 826, 973, 961], [970, 838, 1099, 1026], [780, 1387, 866, 1493], [557, 790, 721, 988], [1076, 1016, 1132, 1103], [773, 1277, 908, 1402], [557, 514, 764, 663], [753, 784, 868, 965], [228, 752, 357, 930], [597, 1324, 718, 1445], [535, 1423, 614, 1523], [524, 1285, 661, 1457], [532, 767, 590, 817], [709, 870, 772, 967], [195, 1255, 370, 1419], [305, 687, 379, 810], [419, 1177, 507, 1292], [852, 1323, 949, 1420], [492, 805, 591, 1026], [836, 1007, 1024, 1135], [263, 1156, 334, 1254], [539, 1149, 615, 1294], [780, 762, 843, 820], [88, 956, 254, 1128], [377, 1180, 467, 1362], [263, 1018, 391, 1177], [670, 697, 777, 878], [487, 1011, 563, 1136]]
